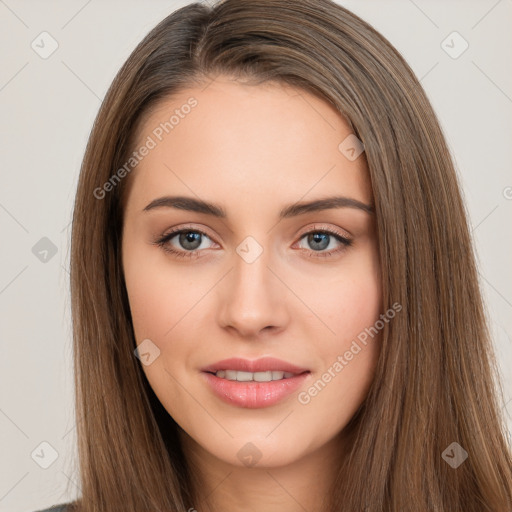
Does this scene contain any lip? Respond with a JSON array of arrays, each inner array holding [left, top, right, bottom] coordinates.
[[200, 357, 311, 409], [201, 357, 309, 374], [201, 371, 310, 408]]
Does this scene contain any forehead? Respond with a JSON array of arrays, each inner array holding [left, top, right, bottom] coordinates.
[[126, 76, 371, 212]]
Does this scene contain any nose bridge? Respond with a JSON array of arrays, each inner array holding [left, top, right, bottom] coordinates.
[[217, 234, 287, 335], [233, 240, 272, 299]]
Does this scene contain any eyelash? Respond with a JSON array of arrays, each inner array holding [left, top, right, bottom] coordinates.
[[153, 224, 353, 260]]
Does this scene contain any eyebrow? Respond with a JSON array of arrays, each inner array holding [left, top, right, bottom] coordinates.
[[143, 195, 374, 218]]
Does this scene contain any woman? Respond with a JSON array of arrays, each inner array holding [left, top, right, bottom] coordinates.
[[37, 0, 512, 510]]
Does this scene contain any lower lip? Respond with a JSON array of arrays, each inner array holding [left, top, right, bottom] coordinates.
[[202, 371, 310, 408]]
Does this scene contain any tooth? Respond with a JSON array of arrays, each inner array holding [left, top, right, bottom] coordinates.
[[236, 371, 253, 382], [225, 370, 238, 380], [214, 369, 295, 381], [254, 371, 272, 382]]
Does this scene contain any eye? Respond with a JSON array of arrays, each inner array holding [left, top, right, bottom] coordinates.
[[154, 224, 353, 259], [154, 226, 216, 259], [295, 226, 352, 258]]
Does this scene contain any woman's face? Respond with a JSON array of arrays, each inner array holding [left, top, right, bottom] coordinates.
[[122, 76, 382, 469]]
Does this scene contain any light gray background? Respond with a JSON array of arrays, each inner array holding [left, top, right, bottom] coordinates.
[[1, 1, 511, 511]]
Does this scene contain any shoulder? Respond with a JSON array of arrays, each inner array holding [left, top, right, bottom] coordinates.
[[34, 504, 70, 512]]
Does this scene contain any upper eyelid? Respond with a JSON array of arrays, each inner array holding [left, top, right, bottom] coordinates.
[[297, 223, 352, 239]]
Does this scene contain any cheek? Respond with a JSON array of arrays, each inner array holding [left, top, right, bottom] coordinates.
[[299, 251, 382, 414], [325, 276, 382, 389], [124, 265, 166, 342], [123, 243, 200, 342], [332, 275, 382, 341], [123, 248, 200, 411], [302, 247, 382, 350]]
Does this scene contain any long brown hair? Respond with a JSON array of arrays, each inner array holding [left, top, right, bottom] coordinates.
[[69, 0, 512, 510]]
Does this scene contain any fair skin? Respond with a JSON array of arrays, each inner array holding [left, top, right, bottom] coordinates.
[[122, 75, 382, 512]]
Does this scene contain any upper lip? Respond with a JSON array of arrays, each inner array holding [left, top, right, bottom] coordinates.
[[201, 357, 310, 375]]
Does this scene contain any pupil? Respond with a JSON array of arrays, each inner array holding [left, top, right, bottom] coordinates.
[[309, 233, 329, 251], [180, 231, 201, 249]]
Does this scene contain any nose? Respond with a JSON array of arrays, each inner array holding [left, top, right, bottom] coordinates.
[[216, 248, 289, 340]]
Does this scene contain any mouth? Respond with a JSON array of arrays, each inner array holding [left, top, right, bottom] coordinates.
[[200, 357, 311, 408]]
